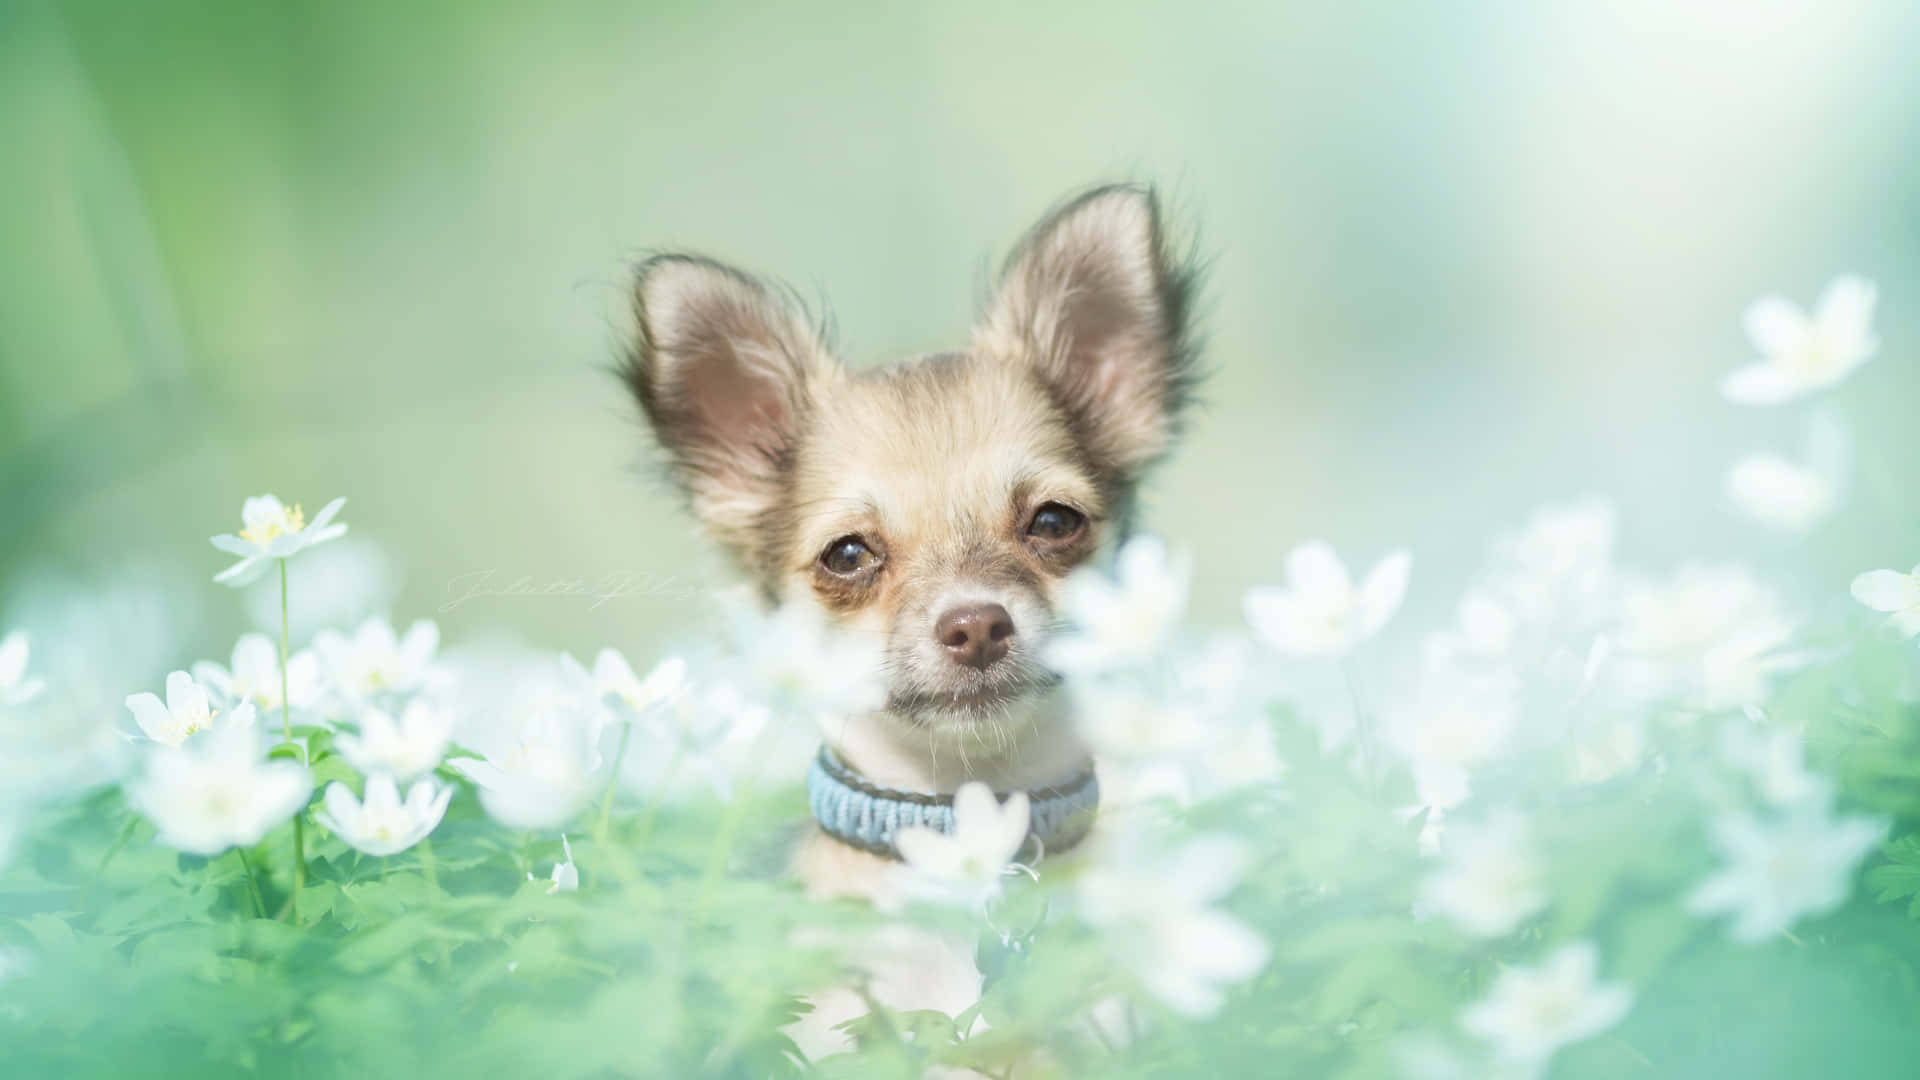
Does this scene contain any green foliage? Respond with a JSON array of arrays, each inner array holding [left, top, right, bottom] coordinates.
[[7, 639, 1920, 1080]]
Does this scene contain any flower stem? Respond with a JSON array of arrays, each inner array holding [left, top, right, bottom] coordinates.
[[278, 556, 307, 923], [95, 813, 138, 879], [1343, 658, 1377, 791], [278, 558, 295, 755], [631, 743, 683, 852], [593, 722, 635, 851], [417, 836, 441, 893], [235, 847, 267, 919], [287, 815, 305, 921]]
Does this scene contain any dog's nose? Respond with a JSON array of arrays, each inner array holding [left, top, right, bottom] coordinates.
[[935, 603, 1015, 671]]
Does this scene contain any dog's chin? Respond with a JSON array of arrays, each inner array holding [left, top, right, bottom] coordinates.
[[884, 674, 1060, 732]]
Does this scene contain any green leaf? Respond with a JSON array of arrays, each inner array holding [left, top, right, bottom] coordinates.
[[1865, 834, 1920, 918]]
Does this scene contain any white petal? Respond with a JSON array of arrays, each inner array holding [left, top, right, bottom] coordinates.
[[190, 661, 233, 701], [164, 671, 203, 717], [285, 651, 322, 707], [1888, 609, 1920, 639], [125, 693, 176, 744], [0, 632, 28, 688], [1815, 276, 1878, 353], [951, 781, 999, 827], [421, 783, 453, 831], [214, 557, 268, 587], [635, 656, 689, 708], [321, 781, 362, 832], [894, 827, 958, 877], [242, 495, 285, 523], [358, 618, 400, 655], [303, 523, 348, 548], [1170, 837, 1252, 905], [1720, 363, 1801, 406], [1851, 570, 1920, 614], [1165, 908, 1270, 983], [1243, 590, 1339, 657], [399, 620, 440, 666], [991, 792, 1032, 863], [249, 766, 316, 838], [1741, 296, 1810, 357], [1283, 541, 1352, 598], [306, 497, 348, 533], [209, 534, 258, 557], [1355, 550, 1412, 640], [362, 774, 403, 815], [233, 634, 280, 683], [448, 757, 500, 787]]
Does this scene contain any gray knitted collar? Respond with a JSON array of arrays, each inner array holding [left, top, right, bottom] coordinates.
[[806, 745, 1100, 862]]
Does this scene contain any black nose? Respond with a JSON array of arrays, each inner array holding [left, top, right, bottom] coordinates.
[[935, 603, 1015, 671]]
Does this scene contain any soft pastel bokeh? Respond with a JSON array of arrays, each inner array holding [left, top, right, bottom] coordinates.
[[7, 6, 1920, 1078], [8, 1, 1919, 670]]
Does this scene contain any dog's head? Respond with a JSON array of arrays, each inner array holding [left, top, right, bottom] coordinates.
[[624, 185, 1195, 741]]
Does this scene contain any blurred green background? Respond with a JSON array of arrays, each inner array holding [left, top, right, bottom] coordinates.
[[5, 0, 1919, 675]]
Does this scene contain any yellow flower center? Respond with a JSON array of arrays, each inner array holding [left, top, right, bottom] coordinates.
[[240, 504, 305, 546]]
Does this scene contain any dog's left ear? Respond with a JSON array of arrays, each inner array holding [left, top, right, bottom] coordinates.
[[976, 184, 1197, 479]]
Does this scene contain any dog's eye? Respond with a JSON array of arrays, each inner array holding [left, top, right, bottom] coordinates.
[[1026, 503, 1086, 543], [820, 535, 881, 575]]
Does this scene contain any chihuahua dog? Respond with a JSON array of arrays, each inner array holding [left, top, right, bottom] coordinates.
[[622, 183, 1196, 1062]]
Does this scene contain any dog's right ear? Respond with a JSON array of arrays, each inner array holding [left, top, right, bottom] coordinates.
[[623, 255, 837, 559]]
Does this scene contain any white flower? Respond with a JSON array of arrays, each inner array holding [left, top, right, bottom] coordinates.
[[1077, 832, 1270, 1017], [334, 701, 454, 780], [1047, 535, 1190, 675], [540, 834, 580, 893], [890, 782, 1030, 909], [125, 671, 258, 747], [1851, 564, 1920, 639], [450, 707, 601, 830], [1384, 662, 1518, 813], [0, 631, 46, 707], [1615, 565, 1797, 710], [1244, 541, 1410, 657], [1417, 812, 1548, 938], [1569, 712, 1646, 787], [1495, 499, 1616, 597], [192, 633, 320, 715], [127, 726, 312, 855], [314, 773, 451, 857], [313, 617, 441, 702], [1720, 721, 1827, 809], [1723, 276, 1878, 405], [1687, 797, 1886, 943], [588, 650, 688, 715], [1071, 680, 1205, 765], [1725, 412, 1850, 534], [1459, 942, 1634, 1071], [719, 590, 886, 717], [620, 679, 784, 803], [1725, 455, 1835, 533], [1070, 642, 1282, 808], [210, 495, 348, 586], [1428, 590, 1517, 664]]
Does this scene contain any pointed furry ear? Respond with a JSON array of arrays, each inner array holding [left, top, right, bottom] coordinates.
[[976, 184, 1197, 479], [623, 254, 836, 556]]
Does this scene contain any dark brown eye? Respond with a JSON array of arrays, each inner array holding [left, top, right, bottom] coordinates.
[[820, 535, 881, 575], [1026, 502, 1086, 543]]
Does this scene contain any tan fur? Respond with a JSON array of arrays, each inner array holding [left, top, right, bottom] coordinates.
[[622, 183, 1197, 1068]]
